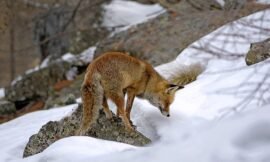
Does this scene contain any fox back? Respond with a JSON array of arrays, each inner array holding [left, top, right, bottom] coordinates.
[[84, 52, 147, 92]]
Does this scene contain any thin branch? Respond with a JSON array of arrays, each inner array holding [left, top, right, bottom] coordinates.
[[61, 0, 84, 32]]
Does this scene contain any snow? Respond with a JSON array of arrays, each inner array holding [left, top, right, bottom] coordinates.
[[257, 0, 270, 4], [215, 0, 225, 6], [21, 137, 136, 162], [0, 104, 77, 162], [61, 53, 76, 62], [61, 46, 96, 64], [77, 46, 96, 64], [64, 47, 96, 80], [65, 67, 78, 80], [0, 88, 4, 98], [102, 0, 163, 29], [215, 0, 270, 6], [40, 55, 51, 68], [108, 106, 270, 162], [1, 3, 270, 162]]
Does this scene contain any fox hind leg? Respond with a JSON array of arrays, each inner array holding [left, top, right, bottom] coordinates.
[[77, 82, 103, 135], [76, 85, 93, 135]]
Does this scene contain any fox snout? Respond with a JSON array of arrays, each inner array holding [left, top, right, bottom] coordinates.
[[159, 106, 170, 117], [162, 111, 170, 117]]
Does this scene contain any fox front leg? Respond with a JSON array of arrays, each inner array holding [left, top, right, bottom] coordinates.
[[125, 89, 136, 122], [110, 92, 133, 131]]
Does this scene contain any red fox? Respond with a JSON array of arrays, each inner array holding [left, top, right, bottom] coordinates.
[[77, 52, 183, 135]]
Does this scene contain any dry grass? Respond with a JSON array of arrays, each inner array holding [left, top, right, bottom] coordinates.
[[168, 63, 205, 86]]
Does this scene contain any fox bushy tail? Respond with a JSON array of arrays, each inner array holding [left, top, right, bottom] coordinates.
[[77, 73, 103, 135], [168, 63, 206, 86]]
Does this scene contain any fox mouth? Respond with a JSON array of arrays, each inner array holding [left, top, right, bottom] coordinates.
[[159, 106, 170, 117]]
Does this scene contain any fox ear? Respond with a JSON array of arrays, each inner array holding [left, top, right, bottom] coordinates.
[[166, 84, 184, 94]]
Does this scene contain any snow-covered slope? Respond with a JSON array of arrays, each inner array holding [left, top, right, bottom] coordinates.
[[0, 2, 270, 162], [0, 104, 76, 162]]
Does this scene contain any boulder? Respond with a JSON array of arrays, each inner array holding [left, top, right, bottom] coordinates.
[[23, 104, 151, 157], [5, 61, 71, 103], [245, 38, 270, 66], [0, 100, 16, 115], [5, 49, 93, 107], [44, 93, 76, 109]]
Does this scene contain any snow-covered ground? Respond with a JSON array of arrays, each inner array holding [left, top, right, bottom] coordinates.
[[216, 0, 270, 5], [0, 88, 4, 99], [1, 1, 270, 162]]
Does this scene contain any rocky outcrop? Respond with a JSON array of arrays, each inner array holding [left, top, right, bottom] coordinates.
[[44, 72, 86, 109], [0, 100, 16, 115], [94, 0, 268, 66], [44, 93, 76, 109], [5, 49, 93, 105], [245, 38, 270, 66], [5, 61, 71, 103], [23, 104, 151, 157]]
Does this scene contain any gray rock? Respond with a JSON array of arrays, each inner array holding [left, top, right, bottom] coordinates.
[[245, 38, 270, 66], [0, 100, 16, 115], [5, 50, 91, 107], [44, 93, 76, 109], [43, 72, 85, 110], [5, 61, 71, 103], [94, 1, 267, 66], [23, 104, 151, 157]]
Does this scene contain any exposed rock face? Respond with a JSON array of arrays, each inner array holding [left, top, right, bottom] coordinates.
[[5, 49, 93, 107], [0, 100, 16, 115], [94, 0, 267, 66], [245, 38, 270, 66], [1, 50, 93, 123], [44, 93, 76, 109], [44, 73, 87, 109], [5, 61, 71, 103], [23, 104, 151, 157]]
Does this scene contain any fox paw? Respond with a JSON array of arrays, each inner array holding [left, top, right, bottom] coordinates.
[[125, 125, 134, 132], [105, 111, 113, 120], [75, 129, 85, 136]]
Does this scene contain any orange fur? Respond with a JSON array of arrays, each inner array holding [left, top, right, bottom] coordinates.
[[77, 52, 183, 135]]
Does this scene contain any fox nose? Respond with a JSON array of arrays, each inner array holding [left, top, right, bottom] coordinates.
[[161, 111, 170, 117]]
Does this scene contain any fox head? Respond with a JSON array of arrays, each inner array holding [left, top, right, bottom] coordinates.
[[147, 82, 184, 117]]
